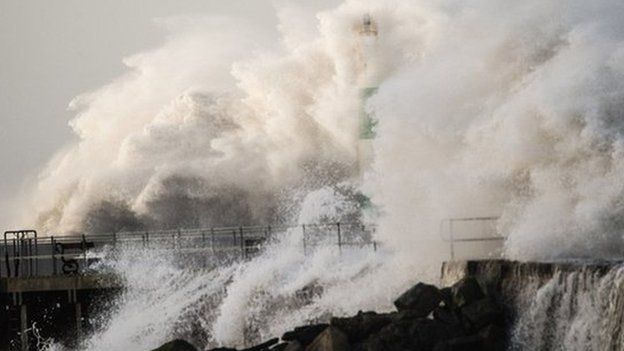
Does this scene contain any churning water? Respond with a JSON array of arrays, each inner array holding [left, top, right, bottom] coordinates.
[[24, 0, 624, 349]]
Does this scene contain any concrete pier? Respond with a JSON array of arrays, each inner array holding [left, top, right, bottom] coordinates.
[[0, 275, 121, 351]]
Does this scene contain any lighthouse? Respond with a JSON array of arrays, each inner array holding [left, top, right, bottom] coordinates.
[[356, 14, 379, 177]]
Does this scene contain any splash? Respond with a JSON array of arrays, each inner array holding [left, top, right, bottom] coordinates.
[[23, 0, 624, 349]]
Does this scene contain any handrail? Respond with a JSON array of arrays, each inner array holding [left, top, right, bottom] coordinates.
[[0, 222, 378, 277], [439, 216, 503, 261]]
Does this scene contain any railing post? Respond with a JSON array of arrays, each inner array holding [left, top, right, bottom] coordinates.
[[82, 234, 88, 269], [302, 224, 307, 256], [449, 219, 455, 261], [177, 229, 182, 249], [13, 238, 18, 278], [211, 228, 215, 254], [337, 222, 342, 255], [51, 236, 57, 276], [34, 232, 38, 276], [239, 226, 245, 259]]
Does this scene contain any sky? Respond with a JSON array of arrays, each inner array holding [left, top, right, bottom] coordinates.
[[0, 0, 338, 228]]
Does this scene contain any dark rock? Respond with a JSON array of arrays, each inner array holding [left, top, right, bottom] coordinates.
[[451, 277, 484, 308], [242, 337, 279, 351], [433, 335, 482, 351], [393, 282, 442, 317], [478, 325, 507, 351], [282, 324, 329, 347], [439, 287, 453, 308], [269, 343, 290, 351], [306, 327, 350, 351], [282, 341, 303, 351], [460, 298, 504, 331], [151, 339, 197, 351], [331, 311, 394, 343], [409, 318, 465, 350], [208, 348, 237, 351], [432, 306, 461, 327]]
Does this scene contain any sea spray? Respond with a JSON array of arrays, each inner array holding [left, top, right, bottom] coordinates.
[[24, 0, 624, 349]]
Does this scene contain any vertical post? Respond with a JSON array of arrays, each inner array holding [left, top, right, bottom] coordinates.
[[27, 238, 33, 277], [20, 301, 28, 351], [4, 239, 9, 278], [337, 222, 342, 255], [239, 227, 245, 259], [13, 238, 19, 278], [449, 220, 455, 261], [34, 233, 38, 276], [75, 301, 82, 339], [302, 225, 307, 256], [82, 234, 87, 268], [177, 229, 182, 249], [145, 231, 150, 249], [211, 228, 215, 254], [51, 237, 57, 276]]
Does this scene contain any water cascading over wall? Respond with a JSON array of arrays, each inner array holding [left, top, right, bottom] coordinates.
[[442, 260, 624, 351]]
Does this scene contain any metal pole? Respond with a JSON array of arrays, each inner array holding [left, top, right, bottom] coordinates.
[[34, 232, 38, 276], [51, 236, 57, 276], [302, 224, 307, 256], [20, 302, 28, 351], [211, 228, 215, 254], [13, 238, 18, 278], [239, 226, 245, 259], [82, 235, 87, 268], [449, 220, 455, 261], [337, 222, 342, 255]]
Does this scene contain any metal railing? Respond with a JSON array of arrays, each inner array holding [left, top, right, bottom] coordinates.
[[1, 222, 378, 278], [440, 216, 504, 261]]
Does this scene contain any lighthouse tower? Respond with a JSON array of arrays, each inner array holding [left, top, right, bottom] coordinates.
[[356, 14, 379, 178]]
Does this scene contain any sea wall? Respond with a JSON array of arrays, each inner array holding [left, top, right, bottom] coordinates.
[[442, 260, 624, 351]]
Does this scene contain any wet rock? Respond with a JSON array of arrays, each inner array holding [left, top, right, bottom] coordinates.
[[393, 283, 442, 316], [282, 324, 329, 347], [432, 306, 461, 326], [268, 343, 290, 351], [331, 311, 394, 343], [439, 287, 453, 308], [460, 298, 504, 331], [451, 277, 484, 308], [478, 325, 507, 351], [306, 327, 350, 351], [151, 339, 197, 351], [433, 335, 482, 351], [242, 337, 279, 351], [281, 341, 303, 351]]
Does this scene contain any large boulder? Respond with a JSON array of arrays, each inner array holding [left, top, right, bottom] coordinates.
[[433, 335, 482, 351], [305, 327, 350, 351], [282, 324, 329, 347], [331, 311, 394, 343], [451, 278, 484, 308], [152, 340, 197, 351], [460, 299, 504, 331], [242, 338, 279, 351], [478, 325, 507, 351], [393, 283, 443, 317]]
